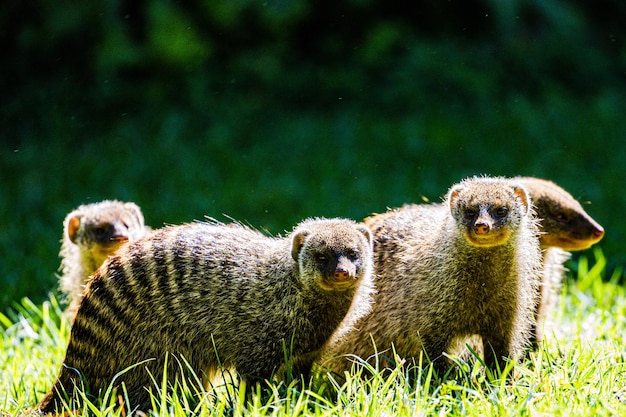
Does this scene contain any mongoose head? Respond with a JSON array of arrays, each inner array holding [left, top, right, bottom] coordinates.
[[290, 218, 373, 292], [515, 177, 604, 251], [65, 200, 149, 267], [448, 177, 530, 248]]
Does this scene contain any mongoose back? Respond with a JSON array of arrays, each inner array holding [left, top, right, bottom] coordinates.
[[514, 177, 604, 347], [39, 217, 374, 414], [58, 200, 150, 317], [317, 176, 542, 378]]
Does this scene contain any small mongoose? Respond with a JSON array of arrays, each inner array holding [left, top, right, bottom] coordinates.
[[514, 177, 604, 347], [39, 218, 374, 414], [316, 176, 542, 378], [58, 200, 150, 317]]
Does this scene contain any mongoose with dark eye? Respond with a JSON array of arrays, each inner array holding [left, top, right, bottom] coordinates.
[[360, 177, 605, 350], [38, 218, 374, 414], [514, 177, 604, 347], [316, 176, 542, 379], [58, 200, 151, 318]]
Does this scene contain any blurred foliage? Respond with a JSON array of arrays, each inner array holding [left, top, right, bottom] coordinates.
[[1, 0, 625, 312]]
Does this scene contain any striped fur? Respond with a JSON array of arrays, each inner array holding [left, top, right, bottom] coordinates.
[[40, 218, 374, 413]]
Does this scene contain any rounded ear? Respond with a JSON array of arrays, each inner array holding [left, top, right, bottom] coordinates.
[[513, 186, 530, 214], [291, 229, 310, 261], [125, 202, 145, 224], [67, 216, 82, 243], [356, 224, 373, 247], [448, 186, 463, 211]]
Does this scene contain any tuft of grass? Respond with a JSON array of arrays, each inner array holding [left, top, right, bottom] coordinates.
[[2, 249, 625, 416]]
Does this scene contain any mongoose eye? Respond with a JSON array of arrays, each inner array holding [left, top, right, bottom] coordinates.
[[494, 207, 508, 218], [555, 211, 569, 222], [464, 209, 477, 220], [346, 249, 359, 260], [314, 253, 328, 264], [93, 226, 108, 237]]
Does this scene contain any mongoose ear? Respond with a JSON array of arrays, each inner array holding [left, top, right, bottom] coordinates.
[[448, 186, 463, 211], [356, 224, 373, 247], [67, 216, 82, 243], [125, 202, 145, 223], [291, 229, 310, 262], [513, 186, 530, 214]]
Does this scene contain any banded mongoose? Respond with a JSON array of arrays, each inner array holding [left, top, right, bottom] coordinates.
[[316, 176, 542, 379], [58, 200, 150, 317], [39, 218, 374, 414], [514, 177, 604, 347], [360, 177, 605, 349]]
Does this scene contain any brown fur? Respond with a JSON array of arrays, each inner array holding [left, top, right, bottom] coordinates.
[[39, 218, 374, 414], [58, 200, 150, 318], [59, 200, 150, 317], [363, 177, 605, 349], [316, 176, 542, 379], [514, 177, 604, 251], [514, 177, 604, 347]]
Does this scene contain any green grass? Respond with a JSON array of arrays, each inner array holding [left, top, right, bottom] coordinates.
[[2, 249, 625, 416]]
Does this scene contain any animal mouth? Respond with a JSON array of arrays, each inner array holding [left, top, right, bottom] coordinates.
[[539, 231, 603, 251], [466, 230, 509, 247], [554, 236, 598, 251], [320, 276, 358, 291]]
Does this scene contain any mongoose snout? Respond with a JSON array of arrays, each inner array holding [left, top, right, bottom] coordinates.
[[458, 204, 516, 247], [552, 216, 604, 250], [317, 252, 363, 290], [472, 207, 510, 236], [334, 255, 356, 282], [473, 212, 492, 236]]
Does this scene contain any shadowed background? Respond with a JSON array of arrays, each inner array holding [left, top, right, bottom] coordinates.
[[2, 0, 625, 312]]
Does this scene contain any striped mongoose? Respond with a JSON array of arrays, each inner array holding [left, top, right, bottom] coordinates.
[[316, 176, 542, 379], [39, 218, 374, 414], [58, 200, 150, 318], [514, 177, 604, 347]]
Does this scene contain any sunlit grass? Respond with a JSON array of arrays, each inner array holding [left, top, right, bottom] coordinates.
[[2, 249, 625, 416]]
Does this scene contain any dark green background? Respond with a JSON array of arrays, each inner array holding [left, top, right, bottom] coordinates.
[[2, 0, 625, 312]]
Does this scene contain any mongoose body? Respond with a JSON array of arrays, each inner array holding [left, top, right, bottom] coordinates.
[[514, 177, 604, 347], [58, 200, 150, 317], [362, 177, 605, 349], [39, 218, 374, 413], [317, 177, 542, 378]]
